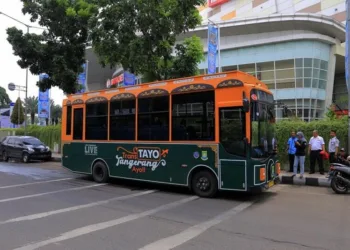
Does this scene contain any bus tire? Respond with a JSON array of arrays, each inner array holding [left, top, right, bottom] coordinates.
[[92, 161, 109, 183], [191, 170, 218, 198]]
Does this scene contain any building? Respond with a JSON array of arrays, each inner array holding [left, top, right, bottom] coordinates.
[[85, 0, 348, 121]]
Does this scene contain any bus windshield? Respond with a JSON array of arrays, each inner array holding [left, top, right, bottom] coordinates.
[[251, 92, 276, 159]]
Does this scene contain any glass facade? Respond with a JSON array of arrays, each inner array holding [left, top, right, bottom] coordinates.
[[218, 58, 328, 121]]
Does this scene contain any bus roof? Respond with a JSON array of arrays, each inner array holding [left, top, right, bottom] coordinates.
[[63, 70, 272, 105]]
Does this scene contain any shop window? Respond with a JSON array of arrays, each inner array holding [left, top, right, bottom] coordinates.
[[85, 102, 108, 140], [304, 78, 312, 87], [276, 69, 295, 79], [295, 58, 303, 68], [138, 96, 169, 141], [257, 62, 274, 71], [275, 59, 294, 70], [110, 100, 135, 140], [219, 107, 246, 156], [304, 58, 313, 68], [172, 91, 215, 141], [304, 68, 312, 78]]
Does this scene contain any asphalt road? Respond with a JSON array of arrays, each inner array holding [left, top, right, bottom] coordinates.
[[0, 161, 348, 250]]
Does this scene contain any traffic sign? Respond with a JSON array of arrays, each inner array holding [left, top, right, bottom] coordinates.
[[8, 83, 16, 91]]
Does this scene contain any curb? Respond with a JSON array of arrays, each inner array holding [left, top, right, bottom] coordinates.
[[280, 175, 330, 187], [51, 157, 61, 163]]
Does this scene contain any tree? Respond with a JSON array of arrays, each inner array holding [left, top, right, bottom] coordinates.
[[24, 96, 38, 125], [0, 87, 12, 108], [6, 0, 98, 94], [51, 104, 62, 121], [90, 0, 205, 81], [11, 98, 25, 125]]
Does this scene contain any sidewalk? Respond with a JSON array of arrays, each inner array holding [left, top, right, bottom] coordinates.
[[280, 171, 330, 187], [51, 153, 61, 162]]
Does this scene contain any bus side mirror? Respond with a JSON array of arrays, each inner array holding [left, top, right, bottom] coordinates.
[[243, 99, 250, 113]]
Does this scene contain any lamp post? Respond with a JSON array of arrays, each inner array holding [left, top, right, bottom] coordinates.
[[8, 83, 27, 127], [0, 11, 45, 134]]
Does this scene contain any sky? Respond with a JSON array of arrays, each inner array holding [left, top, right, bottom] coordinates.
[[0, 0, 65, 106]]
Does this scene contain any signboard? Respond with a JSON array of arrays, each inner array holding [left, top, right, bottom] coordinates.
[[77, 63, 87, 93], [207, 24, 218, 74], [38, 74, 50, 121], [208, 0, 229, 8], [123, 71, 136, 86], [110, 71, 136, 87]]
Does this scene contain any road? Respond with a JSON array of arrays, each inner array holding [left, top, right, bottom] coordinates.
[[0, 161, 348, 250]]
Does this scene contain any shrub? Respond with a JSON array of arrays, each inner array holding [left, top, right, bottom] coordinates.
[[276, 117, 348, 170], [0, 125, 61, 149]]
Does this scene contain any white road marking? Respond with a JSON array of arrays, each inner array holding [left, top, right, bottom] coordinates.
[[0, 190, 155, 225], [139, 201, 254, 250], [14, 196, 198, 250], [0, 178, 74, 189], [0, 183, 106, 204]]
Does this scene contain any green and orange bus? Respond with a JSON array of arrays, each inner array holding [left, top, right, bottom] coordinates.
[[61, 70, 280, 197]]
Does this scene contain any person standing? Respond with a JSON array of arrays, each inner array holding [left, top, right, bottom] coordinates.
[[308, 130, 326, 174], [286, 131, 297, 172], [293, 131, 307, 179], [328, 130, 339, 163]]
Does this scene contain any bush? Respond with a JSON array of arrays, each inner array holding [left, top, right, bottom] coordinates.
[[0, 125, 61, 149], [276, 117, 348, 171]]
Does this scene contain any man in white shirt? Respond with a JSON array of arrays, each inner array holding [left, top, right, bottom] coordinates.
[[308, 130, 325, 174], [328, 130, 340, 163]]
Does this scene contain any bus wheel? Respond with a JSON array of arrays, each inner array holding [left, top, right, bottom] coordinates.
[[92, 161, 109, 183], [191, 170, 218, 198]]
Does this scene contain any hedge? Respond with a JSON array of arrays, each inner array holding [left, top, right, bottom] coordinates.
[[0, 125, 61, 150], [276, 117, 348, 171], [0, 118, 347, 170]]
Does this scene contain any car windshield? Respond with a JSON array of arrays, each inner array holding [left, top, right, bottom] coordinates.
[[251, 93, 276, 158], [22, 138, 43, 146]]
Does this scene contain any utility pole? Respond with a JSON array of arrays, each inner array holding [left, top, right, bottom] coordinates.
[[346, 0, 350, 151]]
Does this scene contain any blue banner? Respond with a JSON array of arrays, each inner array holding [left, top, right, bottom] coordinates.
[[207, 24, 218, 74], [38, 73, 50, 120], [77, 63, 86, 93], [123, 71, 136, 86]]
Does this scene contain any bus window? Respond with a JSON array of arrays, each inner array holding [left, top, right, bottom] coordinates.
[[138, 96, 169, 141], [66, 106, 72, 135], [73, 108, 83, 140], [85, 102, 108, 140], [172, 91, 215, 141], [110, 99, 135, 140], [219, 107, 246, 156]]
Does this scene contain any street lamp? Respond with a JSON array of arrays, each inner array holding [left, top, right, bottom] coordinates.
[[0, 11, 46, 134], [8, 83, 27, 127]]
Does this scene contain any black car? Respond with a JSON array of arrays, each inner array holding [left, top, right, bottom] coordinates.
[[0, 136, 52, 163]]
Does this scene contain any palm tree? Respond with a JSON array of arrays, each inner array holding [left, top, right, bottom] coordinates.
[[24, 96, 38, 125]]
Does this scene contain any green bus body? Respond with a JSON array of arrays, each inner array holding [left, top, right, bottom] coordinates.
[[62, 142, 278, 192]]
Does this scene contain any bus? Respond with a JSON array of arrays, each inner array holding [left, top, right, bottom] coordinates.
[[61, 70, 280, 197]]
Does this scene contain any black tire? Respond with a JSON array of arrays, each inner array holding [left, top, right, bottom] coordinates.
[[191, 170, 218, 198], [92, 161, 109, 183], [2, 151, 8, 162], [331, 176, 348, 194], [22, 152, 30, 163]]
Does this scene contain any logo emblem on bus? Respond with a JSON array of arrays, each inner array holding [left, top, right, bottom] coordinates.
[[193, 151, 199, 159], [201, 151, 208, 161], [115, 147, 169, 173]]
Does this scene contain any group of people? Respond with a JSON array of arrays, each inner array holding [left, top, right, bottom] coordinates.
[[286, 129, 347, 178]]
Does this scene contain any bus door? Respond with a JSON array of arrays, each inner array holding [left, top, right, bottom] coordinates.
[[218, 107, 247, 191], [72, 105, 84, 140]]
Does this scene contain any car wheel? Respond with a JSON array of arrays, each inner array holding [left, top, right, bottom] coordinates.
[[92, 161, 109, 183], [2, 151, 8, 162], [22, 152, 30, 163], [191, 170, 218, 198]]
